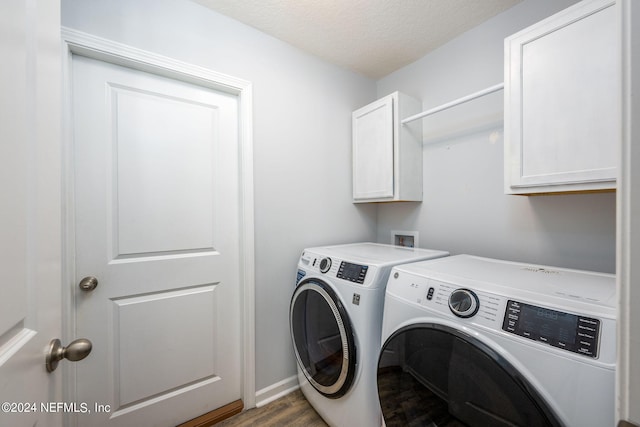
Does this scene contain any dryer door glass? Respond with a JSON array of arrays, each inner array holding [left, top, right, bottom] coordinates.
[[290, 279, 356, 398], [377, 324, 562, 427]]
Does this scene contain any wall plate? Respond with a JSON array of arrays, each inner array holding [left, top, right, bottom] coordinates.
[[391, 230, 419, 248]]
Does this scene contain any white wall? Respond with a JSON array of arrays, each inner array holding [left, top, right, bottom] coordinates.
[[376, 0, 616, 274], [61, 0, 377, 394]]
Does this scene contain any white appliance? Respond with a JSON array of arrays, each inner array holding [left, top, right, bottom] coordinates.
[[378, 255, 616, 427], [290, 243, 449, 427]]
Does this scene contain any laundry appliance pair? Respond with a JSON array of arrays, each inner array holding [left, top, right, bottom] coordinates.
[[290, 244, 616, 427]]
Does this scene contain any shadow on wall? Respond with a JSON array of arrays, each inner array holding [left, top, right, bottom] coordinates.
[[420, 90, 503, 145], [376, 124, 616, 274], [522, 191, 616, 271]]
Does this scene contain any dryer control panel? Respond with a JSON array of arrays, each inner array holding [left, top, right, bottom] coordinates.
[[502, 300, 601, 358]]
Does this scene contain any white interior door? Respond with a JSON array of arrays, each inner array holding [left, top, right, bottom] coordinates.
[[71, 54, 242, 427], [0, 1, 63, 427]]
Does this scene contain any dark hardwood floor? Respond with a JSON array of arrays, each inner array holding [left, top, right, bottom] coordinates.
[[216, 389, 328, 427], [215, 370, 465, 426]]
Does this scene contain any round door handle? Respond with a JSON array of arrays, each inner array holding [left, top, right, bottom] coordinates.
[[78, 276, 98, 291], [46, 338, 93, 372]]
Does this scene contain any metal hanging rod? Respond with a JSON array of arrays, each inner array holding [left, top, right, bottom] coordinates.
[[401, 82, 504, 125]]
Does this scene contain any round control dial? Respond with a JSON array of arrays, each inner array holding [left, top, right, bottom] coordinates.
[[448, 289, 479, 318], [319, 257, 332, 273]]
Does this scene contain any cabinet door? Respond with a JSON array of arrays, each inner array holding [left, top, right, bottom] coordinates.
[[505, 0, 617, 194], [353, 95, 394, 200]]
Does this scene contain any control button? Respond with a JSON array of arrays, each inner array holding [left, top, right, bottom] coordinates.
[[578, 348, 594, 356], [448, 289, 479, 318], [578, 332, 595, 339], [319, 257, 332, 273], [426, 287, 435, 300]]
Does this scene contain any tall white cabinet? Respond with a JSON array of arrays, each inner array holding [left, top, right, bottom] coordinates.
[[504, 0, 618, 195], [352, 91, 422, 203]]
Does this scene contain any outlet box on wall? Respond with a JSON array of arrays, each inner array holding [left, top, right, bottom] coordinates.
[[391, 230, 419, 248]]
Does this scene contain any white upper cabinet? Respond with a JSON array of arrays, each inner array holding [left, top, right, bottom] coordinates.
[[504, 0, 618, 195], [352, 91, 422, 202]]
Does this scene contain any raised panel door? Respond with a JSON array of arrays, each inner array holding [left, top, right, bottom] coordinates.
[[71, 54, 241, 427]]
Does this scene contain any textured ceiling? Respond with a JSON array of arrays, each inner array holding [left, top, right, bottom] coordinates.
[[192, 0, 522, 79]]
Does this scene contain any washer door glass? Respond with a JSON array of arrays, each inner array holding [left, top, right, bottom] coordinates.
[[377, 324, 562, 427], [290, 279, 356, 398]]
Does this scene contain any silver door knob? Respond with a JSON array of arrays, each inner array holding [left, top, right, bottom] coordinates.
[[78, 276, 98, 291], [46, 338, 92, 372]]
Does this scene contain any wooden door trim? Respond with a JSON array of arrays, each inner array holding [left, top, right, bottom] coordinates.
[[60, 28, 256, 424], [177, 399, 243, 427]]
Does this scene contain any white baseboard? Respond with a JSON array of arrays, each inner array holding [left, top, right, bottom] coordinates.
[[254, 375, 299, 408]]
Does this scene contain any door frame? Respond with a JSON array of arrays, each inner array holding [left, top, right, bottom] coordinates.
[[618, 1, 640, 425], [60, 27, 256, 421]]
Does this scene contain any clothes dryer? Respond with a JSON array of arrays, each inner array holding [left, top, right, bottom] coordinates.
[[290, 243, 449, 427], [378, 255, 616, 427]]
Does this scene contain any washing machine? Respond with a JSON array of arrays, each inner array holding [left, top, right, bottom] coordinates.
[[290, 243, 449, 427], [377, 255, 616, 427]]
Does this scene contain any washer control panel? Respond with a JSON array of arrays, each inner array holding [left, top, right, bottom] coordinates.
[[388, 274, 504, 328], [387, 268, 608, 360], [337, 261, 368, 284], [502, 300, 601, 358]]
